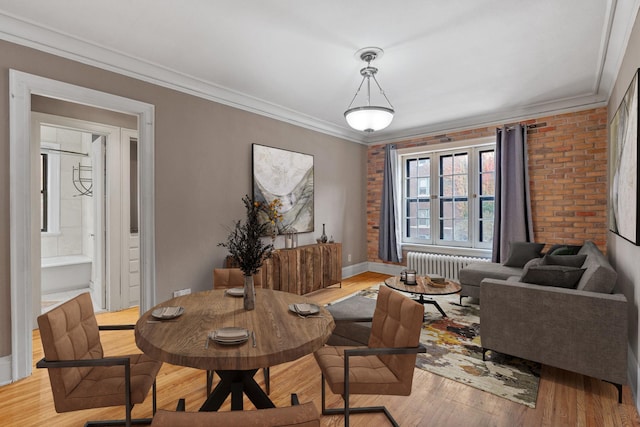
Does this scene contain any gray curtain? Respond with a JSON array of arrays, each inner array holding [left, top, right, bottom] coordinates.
[[378, 144, 402, 262], [492, 124, 534, 263]]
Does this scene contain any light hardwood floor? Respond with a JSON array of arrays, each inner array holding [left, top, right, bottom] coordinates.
[[1, 272, 639, 426]]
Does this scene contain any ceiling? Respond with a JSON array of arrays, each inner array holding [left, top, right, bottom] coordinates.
[[0, 0, 637, 144]]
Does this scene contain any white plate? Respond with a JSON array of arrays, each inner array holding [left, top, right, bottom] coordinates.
[[211, 327, 249, 344], [225, 287, 244, 297], [151, 306, 184, 320], [288, 303, 320, 316]]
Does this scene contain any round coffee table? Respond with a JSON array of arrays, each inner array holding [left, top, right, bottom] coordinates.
[[384, 275, 461, 317]]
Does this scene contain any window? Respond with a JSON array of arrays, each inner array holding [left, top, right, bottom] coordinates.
[[40, 143, 61, 234], [40, 153, 48, 232], [400, 139, 495, 250]]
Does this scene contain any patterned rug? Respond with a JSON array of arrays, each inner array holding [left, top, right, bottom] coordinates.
[[355, 284, 541, 408]]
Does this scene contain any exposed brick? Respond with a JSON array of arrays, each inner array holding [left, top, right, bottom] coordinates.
[[366, 108, 609, 262]]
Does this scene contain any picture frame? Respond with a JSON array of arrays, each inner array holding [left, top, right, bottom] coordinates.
[[252, 144, 314, 234], [609, 68, 640, 245]]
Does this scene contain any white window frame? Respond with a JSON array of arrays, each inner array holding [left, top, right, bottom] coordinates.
[[397, 137, 495, 254], [40, 142, 61, 235]]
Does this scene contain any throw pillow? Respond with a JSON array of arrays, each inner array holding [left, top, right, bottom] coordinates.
[[548, 244, 582, 255], [503, 241, 545, 268], [542, 254, 587, 268], [521, 265, 585, 289]]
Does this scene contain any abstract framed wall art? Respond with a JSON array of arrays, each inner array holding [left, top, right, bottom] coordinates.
[[609, 68, 640, 245], [252, 144, 314, 234]]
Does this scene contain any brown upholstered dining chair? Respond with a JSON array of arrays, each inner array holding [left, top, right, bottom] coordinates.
[[151, 394, 319, 427], [36, 292, 162, 427], [213, 267, 263, 289], [314, 285, 426, 427], [208, 267, 270, 395]]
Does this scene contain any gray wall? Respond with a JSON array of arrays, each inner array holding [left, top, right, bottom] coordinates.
[[0, 39, 368, 357], [607, 7, 640, 408]]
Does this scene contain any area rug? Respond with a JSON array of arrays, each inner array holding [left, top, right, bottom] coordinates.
[[352, 284, 541, 408]]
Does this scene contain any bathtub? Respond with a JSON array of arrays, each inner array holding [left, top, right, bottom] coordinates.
[[41, 255, 92, 294]]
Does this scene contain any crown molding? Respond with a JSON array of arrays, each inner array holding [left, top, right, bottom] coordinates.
[[0, 0, 636, 147], [0, 12, 365, 144], [365, 93, 609, 145]]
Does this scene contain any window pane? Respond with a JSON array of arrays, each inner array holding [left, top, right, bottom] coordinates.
[[481, 150, 495, 172], [406, 218, 417, 238], [454, 220, 468, 241], [481, 199, 494, 219], [407, 159, 417, 177], [454, 175, 467, 197], [41, 153, 47, 232], [407, 178, 417, 197], [441, 176, 453, 197], [418, 178, 429, 195], [417, 158, 429, 175], [454, 200, 468, 219], [481, 220, 494, 243], [454, 153, 468, 173], [441, 219, 453, 240], [481, 173, 494, 195], [407, 200, 417, 217], [441, 155, 452, 175]]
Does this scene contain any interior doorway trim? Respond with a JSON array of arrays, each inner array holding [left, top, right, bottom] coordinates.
[[9, 69, 156, 382]]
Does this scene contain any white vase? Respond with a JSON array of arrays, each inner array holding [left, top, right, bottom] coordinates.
[[244, 275, 256, 311]]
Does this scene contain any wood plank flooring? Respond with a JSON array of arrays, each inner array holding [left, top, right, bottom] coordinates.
[[1, 272, 639, 426]]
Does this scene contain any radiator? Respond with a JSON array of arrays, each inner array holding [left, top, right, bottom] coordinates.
[[406, 252, 490, 280]]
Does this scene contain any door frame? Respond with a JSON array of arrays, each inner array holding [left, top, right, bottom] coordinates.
[[9, 69, 156, 382]]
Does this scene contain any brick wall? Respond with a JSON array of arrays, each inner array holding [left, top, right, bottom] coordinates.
[[367, 107, 609, 263]]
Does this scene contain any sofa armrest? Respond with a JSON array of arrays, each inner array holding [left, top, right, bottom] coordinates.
[[480, 278, 627, 385]]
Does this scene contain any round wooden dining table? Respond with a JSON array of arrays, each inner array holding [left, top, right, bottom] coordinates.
[[135, 288, 334, 411]]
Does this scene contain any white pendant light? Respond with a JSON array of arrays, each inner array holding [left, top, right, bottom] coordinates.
[[344, 48, 395, 132]]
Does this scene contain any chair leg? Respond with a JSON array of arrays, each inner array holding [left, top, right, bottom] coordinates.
[[264, 367, 270, 395], [206, 370, 214, 396], [320, 368, 399, 427], [152, 380, 157, 415]]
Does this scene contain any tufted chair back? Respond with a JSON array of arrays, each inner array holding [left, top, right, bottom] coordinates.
[[367, 285, 424, 393], [37, 293, 103, 412]]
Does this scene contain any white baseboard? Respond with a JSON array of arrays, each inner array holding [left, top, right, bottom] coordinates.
[[366, 261, 405, 276], [0, 355, 12, 386], [342, 262, 368, 279]]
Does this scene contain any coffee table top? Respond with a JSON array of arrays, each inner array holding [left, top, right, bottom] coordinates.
[[384, 275, 461, 296]]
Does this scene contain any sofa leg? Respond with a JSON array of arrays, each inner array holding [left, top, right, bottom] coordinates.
[[482, 348, 488, 361], [605, 381, 623, 403]]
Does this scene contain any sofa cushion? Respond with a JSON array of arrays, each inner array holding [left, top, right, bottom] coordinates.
[[542, 254, 587, 268], [459, 262, 524, 287], [503, 242, 545, 267], [521, 265, 585, 289], [576, 241, 617, 293]]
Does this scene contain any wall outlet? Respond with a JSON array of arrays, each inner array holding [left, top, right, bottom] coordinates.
[[173, 288, 191, 297], [347, 254, 352, 262]]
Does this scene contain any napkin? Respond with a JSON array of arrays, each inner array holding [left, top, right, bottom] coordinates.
[[160, 306, 181, 317], [294, 303, 312, 314], [214, 327, 248, 340]]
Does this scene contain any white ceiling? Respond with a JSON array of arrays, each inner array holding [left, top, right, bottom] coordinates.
[[0, 0, 638, 144]]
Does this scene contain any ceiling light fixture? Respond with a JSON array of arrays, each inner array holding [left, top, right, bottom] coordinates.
[[344, 47, 395, 133]]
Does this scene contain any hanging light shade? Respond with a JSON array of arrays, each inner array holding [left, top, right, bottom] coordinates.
[[344, 48, 395, 132]]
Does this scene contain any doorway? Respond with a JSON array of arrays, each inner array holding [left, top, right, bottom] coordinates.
[[35, 113, 140, 315], [9, 70, 156, 382]]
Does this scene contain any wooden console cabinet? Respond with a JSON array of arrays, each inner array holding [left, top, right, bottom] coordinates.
[[226, 243, 342, 295]]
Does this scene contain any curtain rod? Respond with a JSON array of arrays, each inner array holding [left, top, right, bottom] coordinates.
[[41, 147, 88, 157], [502, 122, 546, 131]]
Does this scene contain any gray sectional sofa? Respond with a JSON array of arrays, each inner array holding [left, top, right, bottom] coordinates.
[[459, 241, 628, 402]]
